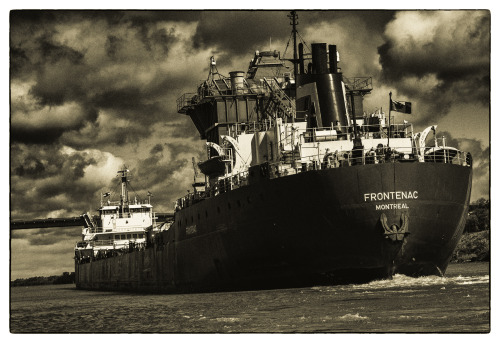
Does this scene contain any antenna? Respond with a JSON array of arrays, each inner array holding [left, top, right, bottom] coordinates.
[[288, 10, 299, 77], [192, 157, 199, 183]]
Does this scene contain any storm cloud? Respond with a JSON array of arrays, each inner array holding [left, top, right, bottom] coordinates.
[[377, 11, 490, 123]]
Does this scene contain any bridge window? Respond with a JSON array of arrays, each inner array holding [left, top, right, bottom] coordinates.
[[121, 234, 125, 240]]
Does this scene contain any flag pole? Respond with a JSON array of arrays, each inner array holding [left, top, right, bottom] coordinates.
[[388, 92, 392, 147]]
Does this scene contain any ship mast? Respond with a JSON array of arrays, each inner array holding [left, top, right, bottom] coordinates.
[[288, 10, 299, 78], [118, 168, 129, 208]]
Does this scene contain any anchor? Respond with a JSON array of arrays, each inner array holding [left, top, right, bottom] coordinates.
[[380, 212, 410, 242]]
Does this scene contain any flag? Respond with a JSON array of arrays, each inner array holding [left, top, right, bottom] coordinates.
[[391, 100, 412, 114]]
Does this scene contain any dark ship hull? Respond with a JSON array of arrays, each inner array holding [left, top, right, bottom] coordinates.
[[75, 162, 472, 293]]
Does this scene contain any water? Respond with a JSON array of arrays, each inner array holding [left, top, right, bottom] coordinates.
[[10, 262, 490, 333]]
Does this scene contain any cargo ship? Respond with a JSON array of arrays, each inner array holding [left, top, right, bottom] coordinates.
[[74, 11, 472, 293]]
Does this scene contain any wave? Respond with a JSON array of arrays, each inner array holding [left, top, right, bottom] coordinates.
[[359, 274, 489, 288], [314, 274, 489, 292]]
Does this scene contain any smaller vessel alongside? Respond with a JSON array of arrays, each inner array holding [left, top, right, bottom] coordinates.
[[74, 168, 161, 263]]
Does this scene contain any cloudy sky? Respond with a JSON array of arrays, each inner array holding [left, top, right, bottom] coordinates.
[[9, 9, 490, 279]]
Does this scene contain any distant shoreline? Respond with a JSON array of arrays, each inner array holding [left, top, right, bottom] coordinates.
[[10, 272, 75, 287]]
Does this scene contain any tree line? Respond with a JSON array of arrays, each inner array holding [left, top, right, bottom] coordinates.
[[452, 198, 490, 262], [464, 198, 490, 233], [11, 271, 75, 287]]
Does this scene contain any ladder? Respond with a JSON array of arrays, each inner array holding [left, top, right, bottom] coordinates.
[[263, 77, 296, 119]]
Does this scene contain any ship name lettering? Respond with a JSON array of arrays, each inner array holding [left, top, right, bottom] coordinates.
[[375, 203, 410, 210], [363, 191, 418, 202]]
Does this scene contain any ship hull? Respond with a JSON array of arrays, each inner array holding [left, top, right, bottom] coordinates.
[[75, 162, 471, 293]]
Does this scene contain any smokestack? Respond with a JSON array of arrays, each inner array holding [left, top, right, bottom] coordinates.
[[311, 43, 328, 74], [229, 71, 245, 95], [328, 45, 337, 73]]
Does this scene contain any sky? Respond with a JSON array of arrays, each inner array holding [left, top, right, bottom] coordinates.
[[8, 9, 491, 280]]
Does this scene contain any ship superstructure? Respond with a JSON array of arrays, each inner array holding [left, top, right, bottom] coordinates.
[[74, 12, 472, 292], [74, 169, 156, 262]]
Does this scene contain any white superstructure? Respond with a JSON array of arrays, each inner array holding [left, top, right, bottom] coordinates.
[[75, 168, 155, 261]]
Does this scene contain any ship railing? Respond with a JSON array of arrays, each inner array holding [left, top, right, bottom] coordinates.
[[174, 144, 471, 210], [174, 171, 252, 210], [84, 226, 149, 234], [343, 76, 373, 92], [177, 92, 198, 113], [177, 79, 271, 113], [76, 239, 147, 249], [299, 122, 413, 142], [293, 145, 471, 171], [90, 239, 115, 247], [75, 241, 148, 263], [226, 120, 277, 136]]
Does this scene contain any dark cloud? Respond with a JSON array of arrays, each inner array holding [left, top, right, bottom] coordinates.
[[10, 10, 199, 29], [10, 10, 197, 148], [93, 88, 145, 110], [10, 144, 106, 219], [438, 131, 489, 199], [121, 10, 201, 25], [377, 10, 490, 124], [192, 11, 291, 57], [13, 154, 45, 178], [105, 35, 122, 59], [11, 227, 79, 246], [136, 26, 178, 54], [11, 143, 64, 179], [301, 10, 395, 32], [59, 119, 153, 149]]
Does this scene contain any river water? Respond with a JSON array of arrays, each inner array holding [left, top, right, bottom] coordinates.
[[10, 262, 490, 333]]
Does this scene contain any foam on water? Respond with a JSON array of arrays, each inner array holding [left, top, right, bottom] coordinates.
[[338, 313, 369, 321], [214, 317, 241, 323], [312, 273, 489, 293], [351, 274, 488, 290]]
